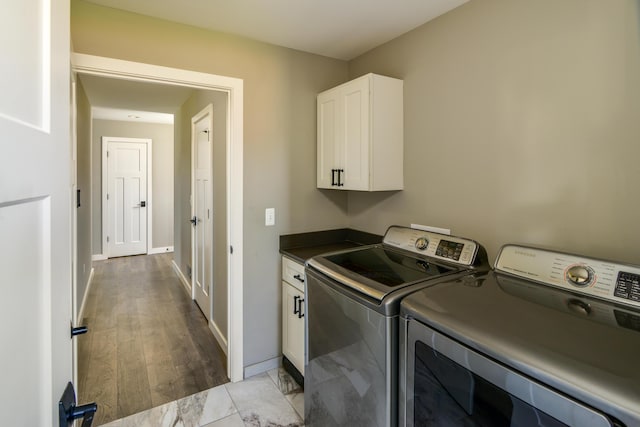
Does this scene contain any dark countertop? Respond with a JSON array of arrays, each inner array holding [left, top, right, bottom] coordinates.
[[280, 228, 382, 264]]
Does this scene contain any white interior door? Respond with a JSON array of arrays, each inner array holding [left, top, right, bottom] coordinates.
[[104, 137, 150, 258], [192, 105, 213, 320], [0, 0, 74, 425]]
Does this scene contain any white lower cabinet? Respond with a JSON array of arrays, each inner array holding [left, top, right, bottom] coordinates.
[[282, 256, 305, 375]]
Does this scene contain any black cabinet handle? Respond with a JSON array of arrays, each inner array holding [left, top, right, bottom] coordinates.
[[297, 297, 305, 319], [293, 295, 300, 315], [331, 169, 336, 186], [293, 274, 304, 283], [338, 169, 344, 186]]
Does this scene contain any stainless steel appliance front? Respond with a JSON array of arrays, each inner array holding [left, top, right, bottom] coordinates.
[[402, 319, 615, 427], [400, 245, 640, 427], [304, 225, 488, 427], [305, 268, 396, 426]]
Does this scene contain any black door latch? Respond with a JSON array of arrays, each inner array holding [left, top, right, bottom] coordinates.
[[59, 382, 97, 427]]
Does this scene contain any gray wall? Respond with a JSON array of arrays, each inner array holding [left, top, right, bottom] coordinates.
[[348, 0, 640, 264], [71, 0, 350, 369], [174, 90, 229, 339], [70, 0, 636, 374], [75, 78, 93, 315], [91, 118, 175, 254]]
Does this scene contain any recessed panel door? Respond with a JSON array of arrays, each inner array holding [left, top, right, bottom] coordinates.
[[192, 106, 213, 320], [106, 139, 148, 257], [317, 94, 339, 188], [342, 78, 370, 191], [0, 0, 73, 424]]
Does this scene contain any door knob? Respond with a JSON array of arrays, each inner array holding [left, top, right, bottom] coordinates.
[[190, 216, 198, 226], [70, 322, 88, 338], [59, 382, 97, 427]]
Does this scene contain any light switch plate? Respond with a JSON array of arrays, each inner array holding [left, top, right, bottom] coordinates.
[[265, 208, 275, 226]]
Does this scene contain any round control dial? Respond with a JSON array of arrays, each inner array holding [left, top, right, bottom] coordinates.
[[415, 237, 429, 251], [565, 264, 594, 287]]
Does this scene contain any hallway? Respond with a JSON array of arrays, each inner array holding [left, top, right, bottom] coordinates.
[[78, 253, 228, 425]]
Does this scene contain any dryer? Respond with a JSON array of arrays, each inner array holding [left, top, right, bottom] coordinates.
[[400, 244, 640, 426]]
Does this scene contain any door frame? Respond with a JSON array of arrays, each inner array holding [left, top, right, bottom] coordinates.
[[72, 53, 244, 382], [70, 71, 79, 390], [101, 136, 153, 258], [190, 104, 213, 321]]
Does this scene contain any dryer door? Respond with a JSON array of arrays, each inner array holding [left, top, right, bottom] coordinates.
[[403, 319, 619, 427]]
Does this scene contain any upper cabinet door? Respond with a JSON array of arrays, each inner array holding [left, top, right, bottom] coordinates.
[[317, 94, 338, 189], [317, 73, 403, 192], [342, 77, 370, 191]]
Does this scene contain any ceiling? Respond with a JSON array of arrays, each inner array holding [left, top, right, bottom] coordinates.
[[79, 74, 195, 123], [83, 0, 469, 61], [79, 0, 469, 122]]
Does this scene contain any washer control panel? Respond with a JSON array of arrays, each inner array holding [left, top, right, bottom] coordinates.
[[383, 225, 479, 266], [496, 244, 640, 309]]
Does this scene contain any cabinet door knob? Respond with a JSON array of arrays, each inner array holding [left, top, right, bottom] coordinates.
[[297, 297, 305, 319], [293, 274, 304, 283], [338, 169, 344, 186], [331, 169, 336, 186]]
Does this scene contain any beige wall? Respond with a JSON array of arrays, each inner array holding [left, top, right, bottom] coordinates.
[[90, 118, 175, 254], [75, 78, 93, 314], [348, 0, 640, 264], [174, 90, 229, 339], [71, 0, 350, 368]]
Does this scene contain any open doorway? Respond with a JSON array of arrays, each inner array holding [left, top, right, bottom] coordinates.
[[71, 54, 244, 421]]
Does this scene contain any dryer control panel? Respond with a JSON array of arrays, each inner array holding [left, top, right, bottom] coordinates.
[[383, 225, 480, 266], [495, 244, 640, 309]]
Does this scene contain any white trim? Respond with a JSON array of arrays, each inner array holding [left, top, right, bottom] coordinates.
[[101, 136, 153, 258], [172, 259, 192, 295], [92, 254, 108, 261], [209, 320, 228, 356], [148, 246, 174, 254], [77, 268, 95, 323], [243, 357, 280, 379], [72, 53, 244, 382], [71, 73, 79, 392]]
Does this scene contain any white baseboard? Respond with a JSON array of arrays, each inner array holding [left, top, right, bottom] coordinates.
[[148, 246, 174, 255], [171, 260, 191, 294], [92, 254, 107, 261], [244, 356, 280, 379], [209, 320, 228, 356], [77, 267, 95, 322]]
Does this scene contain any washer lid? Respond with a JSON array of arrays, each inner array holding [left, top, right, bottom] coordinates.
[[307, 245, 458, 302], [401, 272, 640, 425]]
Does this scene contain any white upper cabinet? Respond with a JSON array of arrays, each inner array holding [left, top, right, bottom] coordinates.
[[317, 73, 403, 191]]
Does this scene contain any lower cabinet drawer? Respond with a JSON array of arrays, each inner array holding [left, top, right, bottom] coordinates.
[[282, 256, 305, 291]]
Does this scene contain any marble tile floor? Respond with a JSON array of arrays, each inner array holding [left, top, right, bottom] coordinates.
[[100, 368, 304, 427]]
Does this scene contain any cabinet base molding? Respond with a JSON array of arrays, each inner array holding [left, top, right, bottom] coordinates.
[[283, 356, 304, 389]]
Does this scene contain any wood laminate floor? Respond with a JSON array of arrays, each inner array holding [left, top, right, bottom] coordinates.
[[78, 253, 228, 426]]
